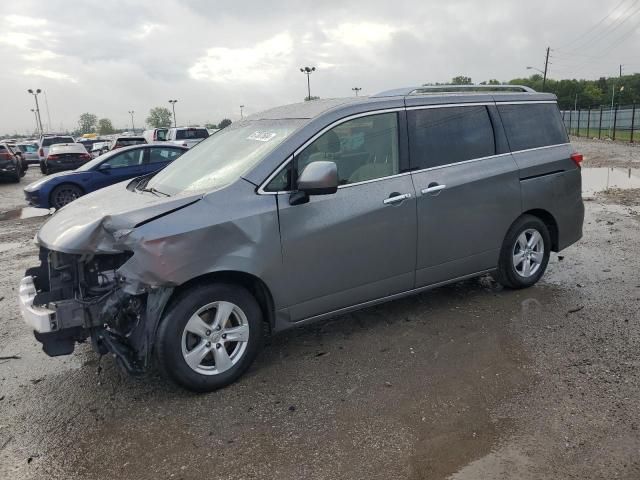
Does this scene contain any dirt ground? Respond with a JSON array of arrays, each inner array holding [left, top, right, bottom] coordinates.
[[0, 143, 639, 480]]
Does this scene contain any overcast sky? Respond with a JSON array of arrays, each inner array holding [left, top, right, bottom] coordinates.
[[1, 0, 639, 134]]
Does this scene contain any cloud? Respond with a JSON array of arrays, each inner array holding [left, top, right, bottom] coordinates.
[[189, 32, 294, 83], [23, 68, 77, 83], [323, 22, 399, 48], [0, 0, 638, 134], [6, 14, 46, 27]]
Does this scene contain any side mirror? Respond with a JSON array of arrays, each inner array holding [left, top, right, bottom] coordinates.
[[297, 161, 338, 195], [290, 161, 338, 205], [98, 163, 112, 173]]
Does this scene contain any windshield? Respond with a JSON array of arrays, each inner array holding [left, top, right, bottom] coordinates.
[[176, 128, 208, 140], [43, 137, 74, 147], [147, 119, 304, 195], [115, 138, 145, 148]]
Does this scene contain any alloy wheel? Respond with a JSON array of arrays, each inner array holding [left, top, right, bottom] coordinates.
[[512, 228, 544, 278], [180, 301, 250, 376]]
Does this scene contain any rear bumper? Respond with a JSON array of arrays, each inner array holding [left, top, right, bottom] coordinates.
[[0, 163, 18, 176], [18, 276, 56, 333]]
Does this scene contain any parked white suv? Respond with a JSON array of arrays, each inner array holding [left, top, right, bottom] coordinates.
[[166, 127, 209, 148]]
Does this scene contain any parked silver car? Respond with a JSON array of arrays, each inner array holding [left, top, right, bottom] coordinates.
[[16, 142, 39, 164], [19, 85, 584, 391]]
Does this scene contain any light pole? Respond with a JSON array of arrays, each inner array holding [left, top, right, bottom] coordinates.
[[300, 66, 316, 100], [240, 105, 245, 119], [168, 99, 178, 127], [30, 109, 39, 133], [352, 87, 362, 96], [128, 110, 135, 132], [27, 88, 44, 135]]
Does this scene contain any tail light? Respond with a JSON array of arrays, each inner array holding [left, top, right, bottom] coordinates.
[[47, 154, 59, 161], [39, 147, 44, 157], [80, 153, 91, 161], [570, 152, 583, 168], [0, 152, 12, 160]]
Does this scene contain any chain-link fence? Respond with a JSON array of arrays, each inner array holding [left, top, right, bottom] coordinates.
[[561, 105, 639, 142]]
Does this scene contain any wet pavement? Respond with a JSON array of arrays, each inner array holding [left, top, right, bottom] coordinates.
[[1, 141, 639, 479]]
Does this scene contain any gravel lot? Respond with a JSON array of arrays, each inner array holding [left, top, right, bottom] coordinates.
[[0, 142, 639, 479]]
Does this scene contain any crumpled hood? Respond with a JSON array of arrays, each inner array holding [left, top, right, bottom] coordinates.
[[37, 181, 201, 254]]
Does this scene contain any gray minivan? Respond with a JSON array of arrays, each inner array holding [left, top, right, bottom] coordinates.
[[19, 85, 584, 391]]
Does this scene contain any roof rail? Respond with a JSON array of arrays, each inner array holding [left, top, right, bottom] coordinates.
[[373, 85, 536, 97]]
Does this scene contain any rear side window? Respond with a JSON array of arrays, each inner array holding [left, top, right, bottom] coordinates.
[[497, 103, 568, 151], [408, 106, 495, 169]]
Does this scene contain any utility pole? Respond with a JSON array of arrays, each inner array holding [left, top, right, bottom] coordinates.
[[620, 64, 623, 78], [43, 89, 52, 133], [240, 105, 245, 119], [352, 87, 362, 96], [542, 46, 550, 92]]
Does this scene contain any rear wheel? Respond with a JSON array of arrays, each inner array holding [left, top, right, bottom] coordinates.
[[50, 184, 84, 209], [155, 283, 264, 392], [494, 215, 551, 289], [39, 162, 46, 174]]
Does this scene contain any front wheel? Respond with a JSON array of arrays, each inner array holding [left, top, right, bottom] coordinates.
[[50, 184, 84, 209], [494, 215, 551, 289], [155, 283, 264, 392]]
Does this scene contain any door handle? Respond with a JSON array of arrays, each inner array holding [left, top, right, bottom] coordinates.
[[421, 184, 446, 194], [383, 193, 412, 205]]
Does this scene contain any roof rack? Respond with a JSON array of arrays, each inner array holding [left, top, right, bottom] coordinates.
[[373, 85, 536, 97]]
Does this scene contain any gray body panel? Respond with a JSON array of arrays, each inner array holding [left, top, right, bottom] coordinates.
[[276, 175, 417, 321], [412, 154, 522, 286], [511, 144, 584, 250]]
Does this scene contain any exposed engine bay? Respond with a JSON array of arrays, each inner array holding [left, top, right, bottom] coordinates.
[[26, 247, 173, 373]]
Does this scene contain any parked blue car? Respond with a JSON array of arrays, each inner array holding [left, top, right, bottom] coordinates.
[[24, 143, 188, 209]]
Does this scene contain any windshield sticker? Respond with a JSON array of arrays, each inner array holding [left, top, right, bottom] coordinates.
[[247, 131, 277, 142]]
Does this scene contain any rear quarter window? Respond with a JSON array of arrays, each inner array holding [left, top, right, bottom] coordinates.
[[497, 103, 568, 152]]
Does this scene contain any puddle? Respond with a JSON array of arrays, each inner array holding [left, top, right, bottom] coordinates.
[[0, 207, 53, 222], [582, 167, 640, 196], [0, 241, 21, 252]]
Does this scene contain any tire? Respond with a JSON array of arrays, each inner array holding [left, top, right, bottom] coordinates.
[[39, 162, 46, 174], [155, 283, 264, 392], [494, 214, 551, 289], [50, 184, 84, 209]]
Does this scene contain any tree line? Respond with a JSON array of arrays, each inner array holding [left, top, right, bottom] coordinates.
[[76, 108, 233, 135], [442, 74, 640, 110]]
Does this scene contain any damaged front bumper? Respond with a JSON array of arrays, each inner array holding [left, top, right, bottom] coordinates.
[[19, 248, 173, 373], [19, 276, 56, 333]]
